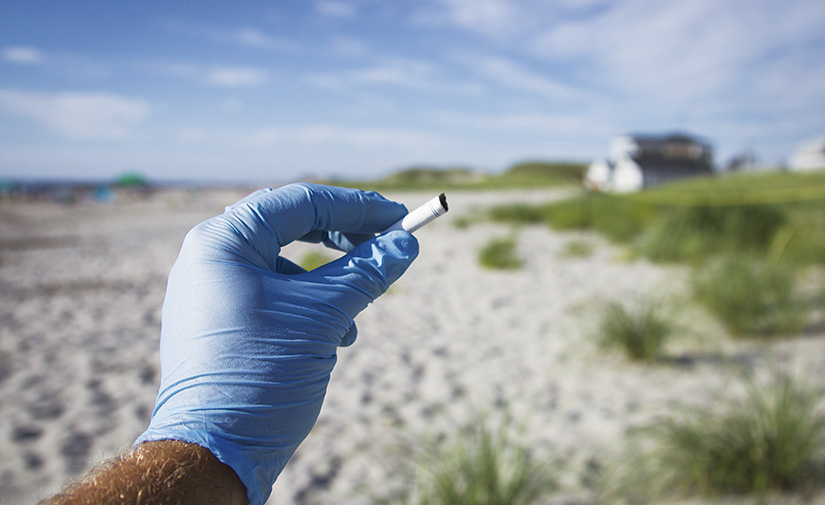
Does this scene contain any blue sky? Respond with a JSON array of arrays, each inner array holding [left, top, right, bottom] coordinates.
[[1, 0, 824, 183]]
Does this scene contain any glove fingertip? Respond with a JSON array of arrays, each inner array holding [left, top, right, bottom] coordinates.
[[375, 231, 419, 282], [340, 324, 358, 347]]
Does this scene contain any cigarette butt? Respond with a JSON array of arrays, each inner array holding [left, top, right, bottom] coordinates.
[[382, 193, 448, 234]]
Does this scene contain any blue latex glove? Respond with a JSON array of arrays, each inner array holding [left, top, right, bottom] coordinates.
[[134, 183, 419, 505]]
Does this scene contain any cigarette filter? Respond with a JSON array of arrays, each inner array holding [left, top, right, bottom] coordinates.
[[382, 193, 448, 234]]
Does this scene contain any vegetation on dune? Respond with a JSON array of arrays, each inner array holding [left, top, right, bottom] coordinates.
[[499, 161, 585, 186], [639, 203, 788, 264], [478, 235, 523, 270], [608, 371, 825, 501], [597, 300, 674, 362], [486, 171, 825, 337], [692, 255, 808, 336], [376, 170, 825, 504], [382, 413, 557, 505], [560, 238, 596, 258], [328, 161, 587, 191], [529, 171, 825, 262]]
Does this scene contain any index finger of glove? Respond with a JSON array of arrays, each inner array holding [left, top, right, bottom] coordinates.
[[229, 183, 408, 248]]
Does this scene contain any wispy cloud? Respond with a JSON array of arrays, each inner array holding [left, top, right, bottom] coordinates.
[[417, 0, 520, 38], [315, 1, 357, 19], [433, 110, 612, 135], [2, 46, 43, 64], [147, 62, 269, 88], [204, 66, 268, 87], [0, 89, 149, 139], [468, 55, 592, 104], [244, 124, 444, 150], [232, 27, 297, 52], [531, 0, 825, 102], [306, 55, 486, 99], [307, 58, 438, 92]]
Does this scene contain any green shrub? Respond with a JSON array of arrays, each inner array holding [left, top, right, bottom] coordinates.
[[640, 204, 788, 263], [692, 255, 807, 336], [479, 236, 522, 270], [597, 300, 673, 361], [541, 194, 659, 243], [503, 161, 586, 184], [377, 166, 481, 188], [619, 372, 825, 499], [483, 172, 825, 268], [488, 204, 548, 224], [783, 206, 825, 265], [390, 414, 557, 505], [560, 238, 596, 258]]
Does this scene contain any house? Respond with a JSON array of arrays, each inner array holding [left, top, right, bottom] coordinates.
[[789, 137, 825, 171], [585, 133, 714, 192]]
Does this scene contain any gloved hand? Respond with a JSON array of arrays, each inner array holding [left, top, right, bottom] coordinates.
[[134, 183, 419, 505]]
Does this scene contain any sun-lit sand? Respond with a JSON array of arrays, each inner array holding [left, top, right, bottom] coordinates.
[[1, 187, 824, 505]]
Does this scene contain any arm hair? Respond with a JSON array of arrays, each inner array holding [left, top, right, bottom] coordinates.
[[39, 440, 248, 505]]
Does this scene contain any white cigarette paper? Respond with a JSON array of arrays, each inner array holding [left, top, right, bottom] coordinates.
[[382, 193, 448, 234]]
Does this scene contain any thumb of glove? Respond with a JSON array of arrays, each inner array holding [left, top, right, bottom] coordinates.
[[313, 230, 419, 347]]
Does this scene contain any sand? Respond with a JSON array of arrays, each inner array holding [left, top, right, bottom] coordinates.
[[1, 187, 824, 505]]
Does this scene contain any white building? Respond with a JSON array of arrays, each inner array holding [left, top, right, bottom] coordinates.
[[789, 137, 825, 171], [585, 133, 714, 193]]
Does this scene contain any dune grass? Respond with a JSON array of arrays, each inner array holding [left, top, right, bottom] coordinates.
[[478, 235, 522, 270], [597, 300, 674, 362], [328, 161, 587, 191], [387, 414, 557, 505], [484, 172, 825, 338], [639, 203, 788, 264], [488, 171, 825, 267], [610, 371, 825, 501], [692, 255, 808, 336], [560, 238, 596, 258]]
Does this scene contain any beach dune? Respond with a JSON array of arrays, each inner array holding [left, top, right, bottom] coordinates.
[[1, 188, 822, 505]]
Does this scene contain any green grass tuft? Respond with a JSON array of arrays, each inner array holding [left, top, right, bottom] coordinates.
[[560, 238, 596, 258], [485, 171, 825, 269], [692, 255, 807, 336], [597, 300, 674, 362], [388, 414, 557, 505], [640, 204, 787, 263], [487, 204, 548, 225], [478, 236, 522, 270], [614, 372, 825, 500]]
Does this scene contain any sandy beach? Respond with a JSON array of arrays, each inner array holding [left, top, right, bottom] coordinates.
[[2, 187, 824, 505]]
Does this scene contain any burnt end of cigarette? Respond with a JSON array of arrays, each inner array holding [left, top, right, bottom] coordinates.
[[438, 193, 449, 212], [381, 193, 450, 234]]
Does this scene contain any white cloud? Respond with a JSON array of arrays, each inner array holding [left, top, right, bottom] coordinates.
[[353, 60, 435, 88], [532, 0, 825, 102], [204, 66, 268, 87], [0, 89, 149, 139], [469, 55, 591, 104], [150, 62, 269, 88], [233, 27, 296, 51], [307, 58, 439, 92], [2, 46, 43, 64], [244, 124, 443, 150], [424, 0, 519, 38], [434, 110, 612, 135], [315, 1, 357, 19]]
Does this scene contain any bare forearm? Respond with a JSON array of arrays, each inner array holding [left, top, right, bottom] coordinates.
[[40, 440, 247, 505]]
